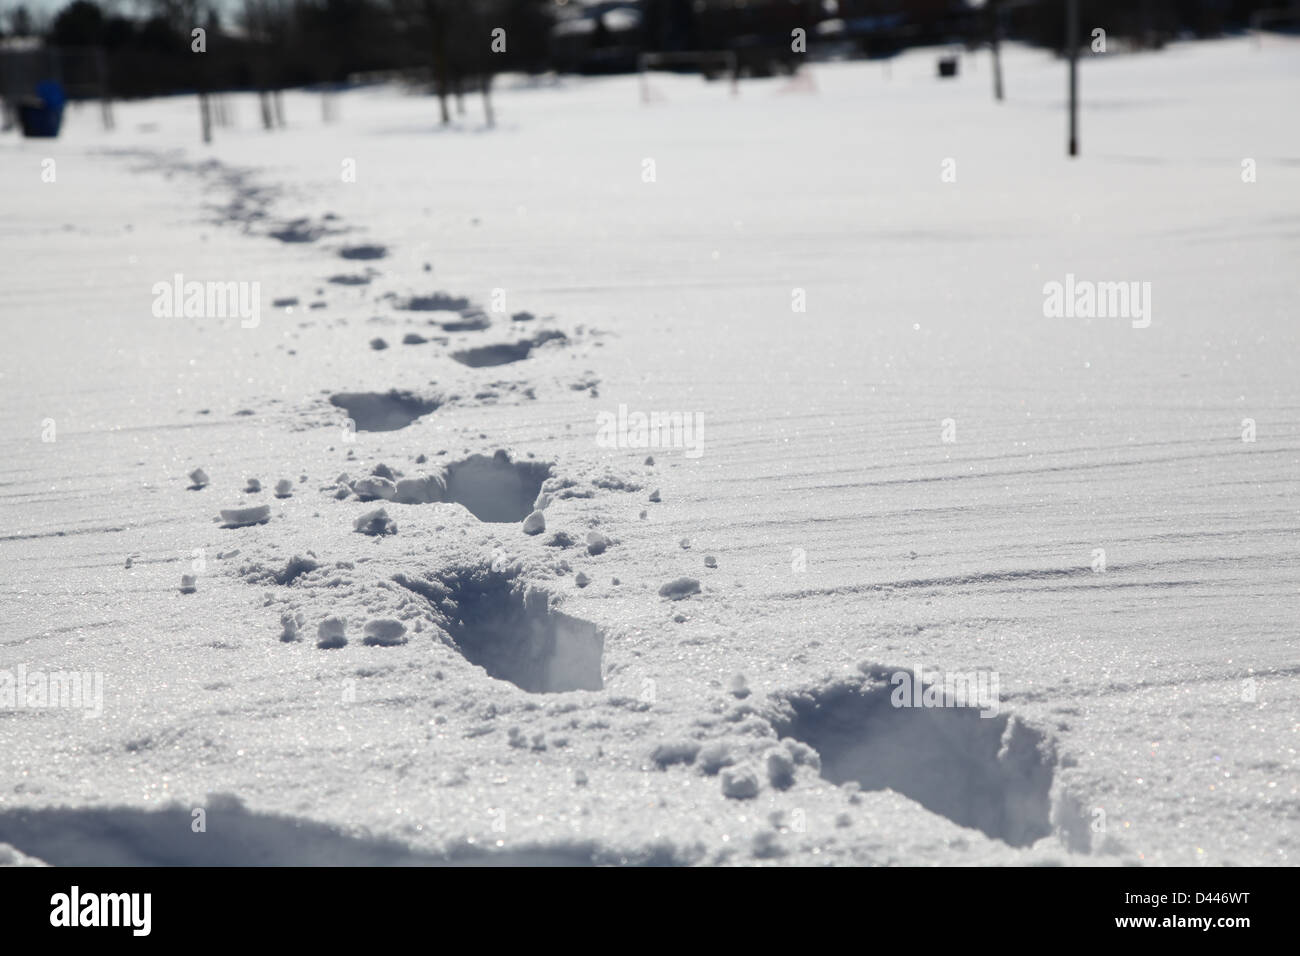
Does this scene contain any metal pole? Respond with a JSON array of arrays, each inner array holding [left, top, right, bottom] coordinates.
[[199, 92, 212, 144], [991, 9, 1004, 102], [96, 47, 113, 131], [1067, 0, 1078, 156]]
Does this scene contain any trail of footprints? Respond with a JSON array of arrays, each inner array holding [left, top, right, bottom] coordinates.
[[177, 216, 1084, 856], [320, 243, 571, 368], [193, 446, 1080, 851], [196, 445, 656, 663], [196, 232, 631, 677]]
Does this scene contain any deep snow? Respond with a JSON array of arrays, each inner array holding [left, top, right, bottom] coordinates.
[[0, 38, 1297, 866]]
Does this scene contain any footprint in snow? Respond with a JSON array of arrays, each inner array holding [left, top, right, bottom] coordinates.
[[451, 331, 565, 368], [338, 244, 388, 261]]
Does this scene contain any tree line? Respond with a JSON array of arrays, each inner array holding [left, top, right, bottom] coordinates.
[[3, 0, 551, 105], [0, 0, 1290, 104]]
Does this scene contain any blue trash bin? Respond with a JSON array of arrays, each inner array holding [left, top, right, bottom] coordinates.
[[18, 81, 66, 138]]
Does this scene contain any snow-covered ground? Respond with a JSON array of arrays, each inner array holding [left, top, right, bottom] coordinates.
[[1, 38, 1296, 866]]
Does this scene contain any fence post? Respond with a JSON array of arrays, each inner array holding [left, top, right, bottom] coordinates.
[[1067, 0, 1079, 156]]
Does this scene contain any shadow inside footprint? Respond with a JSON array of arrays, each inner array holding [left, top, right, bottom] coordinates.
[[270, 219, 325, 243], [451, 331, 564, 368], [330, 390, 440, 431], [443, 451, 550, 522], [770, 670, 1058, 847], [439, 311, 490, 332], [450, 342, 532, 367], [398, 292, 472, 312], [339, 244, 388, 260], [396, 566, 604, 693]]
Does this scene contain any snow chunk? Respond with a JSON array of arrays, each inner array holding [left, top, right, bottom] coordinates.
[[220, 504, 271, 528], [698, 742, 735, 775], [352, 476, 397, 501], [651, 741, 700, 768], [766, 749, 796, 790], [362, 618, 408, 646], [317, 616, 347, 649], [280, 611, 304, 642], [354, 508, 397, 537], [720, 766, 760, 799], [394, 472, 446, 504], [658, 577, 700, 600]]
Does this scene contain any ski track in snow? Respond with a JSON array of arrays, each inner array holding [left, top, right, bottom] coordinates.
[[2, 40, 1297, 866]]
